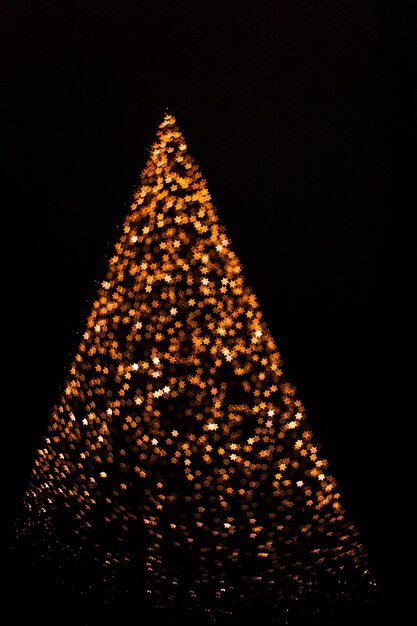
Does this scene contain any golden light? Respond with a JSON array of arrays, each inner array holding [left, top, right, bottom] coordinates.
[[15, 112, 377, 622]]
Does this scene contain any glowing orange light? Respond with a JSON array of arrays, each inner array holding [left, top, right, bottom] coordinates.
[[15, 112, 376, 621]]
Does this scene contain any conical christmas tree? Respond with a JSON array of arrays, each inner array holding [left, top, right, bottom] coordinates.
[[16, 113, 377, 623]]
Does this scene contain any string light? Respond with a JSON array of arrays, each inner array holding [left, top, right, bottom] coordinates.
[[15, 112, 376, 621]]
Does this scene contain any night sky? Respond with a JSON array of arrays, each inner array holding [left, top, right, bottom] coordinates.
[[3, 1, 415, 622]]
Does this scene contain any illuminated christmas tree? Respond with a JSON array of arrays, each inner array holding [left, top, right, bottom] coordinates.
[[16, 112, 377, 623]]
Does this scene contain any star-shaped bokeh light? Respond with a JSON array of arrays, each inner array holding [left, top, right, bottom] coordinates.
[[15, 112, 377, 623]]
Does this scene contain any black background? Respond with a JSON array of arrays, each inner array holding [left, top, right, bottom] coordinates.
[[2, 0, 415, 620]]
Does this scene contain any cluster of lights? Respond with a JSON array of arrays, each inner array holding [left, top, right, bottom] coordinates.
[[17, 113, 375, 619]]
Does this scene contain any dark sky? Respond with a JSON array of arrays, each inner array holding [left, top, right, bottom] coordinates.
[[2, 0, 415, 617]]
